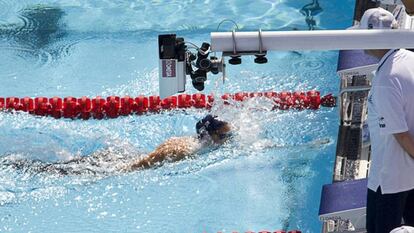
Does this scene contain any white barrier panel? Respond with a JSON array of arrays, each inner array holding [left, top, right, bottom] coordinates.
[[211, 30, 414, 52]]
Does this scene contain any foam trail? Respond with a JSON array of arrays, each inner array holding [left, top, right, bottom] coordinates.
[[253, 137, 332, 151]]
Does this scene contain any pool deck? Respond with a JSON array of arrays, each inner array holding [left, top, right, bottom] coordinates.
[[322, 0, 414, 232], [332, 0, 379, 184]]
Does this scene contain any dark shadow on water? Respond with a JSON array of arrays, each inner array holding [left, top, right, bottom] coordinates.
[[0, 5, 67, 60], [300, 0, 323, 30], [18, 5, 66, 49]]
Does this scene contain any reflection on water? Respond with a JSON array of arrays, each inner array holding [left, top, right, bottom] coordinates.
[[0, 5, 65, 49], [18, 5, 65, 49], [300, 0, 323, 30], [0, 5, 66, 77]]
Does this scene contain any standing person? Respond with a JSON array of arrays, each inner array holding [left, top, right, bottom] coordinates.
[[362, 8, 414, 233]]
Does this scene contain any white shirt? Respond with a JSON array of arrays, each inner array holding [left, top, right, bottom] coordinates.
[[367, 49, 414, 194]]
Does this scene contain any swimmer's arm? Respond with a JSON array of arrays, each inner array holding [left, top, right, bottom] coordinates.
[[128, 138, 192, 171]]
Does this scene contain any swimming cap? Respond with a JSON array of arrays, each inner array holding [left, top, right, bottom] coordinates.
[[196, 115, 227, 139]]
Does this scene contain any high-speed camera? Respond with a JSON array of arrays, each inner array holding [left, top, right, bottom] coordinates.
[[158, 34, 225, 99]]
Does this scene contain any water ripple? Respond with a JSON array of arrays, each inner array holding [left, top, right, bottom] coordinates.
[[0, 0, 14, 22], [13, 14, 38, 36], [47, 39, 81, 60], [0, 46, 52, 77], [292, 58, 325, 71]]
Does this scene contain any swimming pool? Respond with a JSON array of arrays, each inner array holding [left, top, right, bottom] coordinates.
[[0, 0, 355, 232]]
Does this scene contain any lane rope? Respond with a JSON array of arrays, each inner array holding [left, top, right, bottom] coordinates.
[[0, 91, 336, 120]]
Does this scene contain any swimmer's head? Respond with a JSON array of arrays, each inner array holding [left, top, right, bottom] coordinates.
[[196, 115, 232, 144]]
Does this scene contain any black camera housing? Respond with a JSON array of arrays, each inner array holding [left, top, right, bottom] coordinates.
[[188, 42, 211, 91]]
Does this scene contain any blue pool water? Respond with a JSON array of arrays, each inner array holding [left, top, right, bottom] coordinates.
[[0, 0, 354, 232]]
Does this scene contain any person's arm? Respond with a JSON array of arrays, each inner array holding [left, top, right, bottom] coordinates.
[[394, 132, 414, 159], [127, 137, 196, 171]]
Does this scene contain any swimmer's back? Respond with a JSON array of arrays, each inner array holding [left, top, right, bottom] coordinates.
[[129, 136, 200, 170], [152, 136, 200, 161]]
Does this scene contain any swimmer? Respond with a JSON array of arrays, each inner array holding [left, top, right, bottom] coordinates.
[[0, 114, 232, 175], [125, 114, 232, 171]]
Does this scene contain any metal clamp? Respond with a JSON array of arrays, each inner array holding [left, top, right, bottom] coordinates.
[[232, 29, 238, 56], [258, 29, 265, 55]]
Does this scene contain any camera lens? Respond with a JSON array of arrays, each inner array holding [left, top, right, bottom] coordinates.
[[194, 76, 206, 82], [192, 80, 205, 91], [196, 43, 210, 70], [191, 69, 207, 91], [209, 56, 220, 74], [199, 58, 211, 70], [193, 69, 207, 81]]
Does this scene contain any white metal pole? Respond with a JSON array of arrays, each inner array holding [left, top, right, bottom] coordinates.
[[210, 30, 414, 52]]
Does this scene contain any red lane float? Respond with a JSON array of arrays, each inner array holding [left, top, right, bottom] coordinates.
[[21, 97, 34, 112], [79, 97, 92, 120], [106, 96, 120, 118], [34, 97, 50, 116], [0, 91, 336, 120], [135, 96, 149, 114], [49, 97, 62, 118], [63, 97, 78, 119], [0, 98, 4, 110], [120, 96, 134, 116], [149, 96, 161, 112], [193, 94, 207, 108], [92, 97, 106, 119], [178, 94, 192, 108], [161, 96, 177, 110]]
